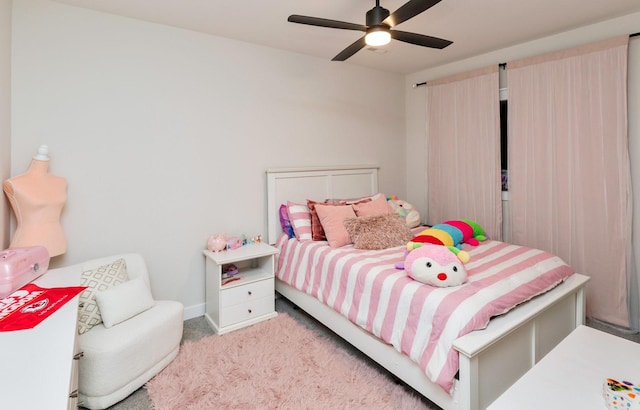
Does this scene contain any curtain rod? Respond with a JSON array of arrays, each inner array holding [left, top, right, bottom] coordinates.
[[412, 62, 505, 88], [412, 34, 638, 88]]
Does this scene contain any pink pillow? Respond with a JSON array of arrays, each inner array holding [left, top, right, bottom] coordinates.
[[287, 201, 312, 241], [314, 204, 356, 248], [307, 199, 346, 241], [353, 194, 391, 217]]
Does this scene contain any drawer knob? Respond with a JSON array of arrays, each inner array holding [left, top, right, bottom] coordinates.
[[74, 352, 84, 360], [248, 309, 252, 314], [247, 291, 252, 296]]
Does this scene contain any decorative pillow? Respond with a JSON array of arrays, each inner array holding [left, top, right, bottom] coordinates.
[[95, 277, 155, 328], [353, 193, 391, 217], [279, 204, 295, 238], [326, 193, 378, 205], [307, 199, 346, 241], [344, 214, 414, 250], [314, 204, 356, 248], [77, 258, 129, 334], [287, 201, 312, 241]]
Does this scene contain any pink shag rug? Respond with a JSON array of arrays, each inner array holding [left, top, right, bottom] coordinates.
[[146, 313, 429, 409]]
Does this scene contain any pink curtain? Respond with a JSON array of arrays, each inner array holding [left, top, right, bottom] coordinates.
[[507, 36, 634, 328], [426, 66, 502, 240]]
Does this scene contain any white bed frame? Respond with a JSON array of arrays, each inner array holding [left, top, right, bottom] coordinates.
[[266, 166, 589, 410]]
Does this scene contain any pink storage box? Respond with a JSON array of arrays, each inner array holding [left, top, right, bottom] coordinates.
[[0, 246, 50, 299]]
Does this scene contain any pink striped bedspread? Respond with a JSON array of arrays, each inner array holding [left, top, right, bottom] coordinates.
[[275, 234, 574, 394]]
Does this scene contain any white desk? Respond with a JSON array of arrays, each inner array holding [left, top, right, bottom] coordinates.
[[489, 325, 640, 409], [0, 265, 80, 409]]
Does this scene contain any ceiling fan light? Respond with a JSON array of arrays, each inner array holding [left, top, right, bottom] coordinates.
[[365, 28, 391, 47]]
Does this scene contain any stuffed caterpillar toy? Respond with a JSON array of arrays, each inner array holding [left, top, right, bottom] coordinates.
[[396, 219, 487, 287], [404, 244, 468, 287], [406, 219, 487, 262], [395, 219, 486, 271]]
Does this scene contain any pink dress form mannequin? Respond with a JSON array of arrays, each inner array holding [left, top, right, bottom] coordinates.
[[3, 145, 67, 257]]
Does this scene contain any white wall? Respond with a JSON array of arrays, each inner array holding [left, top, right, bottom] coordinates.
[[10, 0, 406, 317], [0, 0, 10, 250], [405, 12, 640, 224]]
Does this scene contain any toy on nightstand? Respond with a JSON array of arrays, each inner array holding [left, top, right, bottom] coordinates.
[[221, 263, 240, 286], [207, 233, 227, 252], [222, 264, 238, 278], [226, 236, 243, 250]]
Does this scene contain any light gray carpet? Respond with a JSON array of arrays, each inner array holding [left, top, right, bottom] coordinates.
[[94, 296, 639, 410]]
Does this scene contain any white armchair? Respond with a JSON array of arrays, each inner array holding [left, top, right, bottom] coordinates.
[[76, 253, 183, 409]]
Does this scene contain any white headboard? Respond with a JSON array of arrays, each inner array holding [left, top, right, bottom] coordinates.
[[266, 165, 379, 244]]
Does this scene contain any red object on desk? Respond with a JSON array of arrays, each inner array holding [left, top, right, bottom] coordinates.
[[0, 283, 86, 331]]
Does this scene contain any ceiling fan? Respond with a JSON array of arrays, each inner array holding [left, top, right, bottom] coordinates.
[[288, 0, 453, 61]]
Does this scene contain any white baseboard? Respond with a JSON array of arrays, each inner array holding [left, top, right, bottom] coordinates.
[[183, 303, 205, 321]]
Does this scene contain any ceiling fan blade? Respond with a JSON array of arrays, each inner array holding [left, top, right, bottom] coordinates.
[[383, 0, 441, 27], [332, 36, 367, 61], [288, 15, 367, 32], [390, 30, 452, 49]]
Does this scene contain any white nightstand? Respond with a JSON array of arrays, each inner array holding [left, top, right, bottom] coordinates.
[[203, 242, 279, 334]]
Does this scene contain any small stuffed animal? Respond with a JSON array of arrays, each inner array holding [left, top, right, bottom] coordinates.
[[207, 233, 227, 252], [387, 196, 421, 228], [405, 244, 468, 287]]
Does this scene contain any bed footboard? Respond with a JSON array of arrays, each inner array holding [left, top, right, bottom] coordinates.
[[454, 273, 589, 409], [276, 273, 589, 410]]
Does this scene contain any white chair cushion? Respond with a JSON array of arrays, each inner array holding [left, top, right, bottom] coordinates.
[[95, 277, 155, 328], [78, 300, 183, 398]]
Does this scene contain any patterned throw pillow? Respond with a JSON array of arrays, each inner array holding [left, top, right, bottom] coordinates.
[[77, 258, 129, 335]]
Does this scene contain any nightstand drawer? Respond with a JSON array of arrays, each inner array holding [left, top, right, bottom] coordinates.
[[219, 295, 274, 327], [220, 279, 273, 308]]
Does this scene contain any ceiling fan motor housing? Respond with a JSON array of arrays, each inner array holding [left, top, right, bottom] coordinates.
[[366, 6, 390, 26]]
